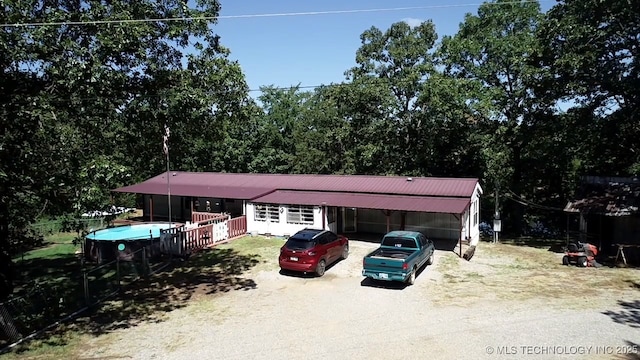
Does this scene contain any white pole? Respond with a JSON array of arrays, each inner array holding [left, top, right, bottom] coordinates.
[[164, 124, 172, 229]]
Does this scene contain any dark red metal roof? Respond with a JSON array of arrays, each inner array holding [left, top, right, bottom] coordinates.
[[251, 190, 471, 214], [114, 171, 480, 199]]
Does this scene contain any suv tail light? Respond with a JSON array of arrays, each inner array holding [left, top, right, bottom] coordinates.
[[308, 251, 317, 256]]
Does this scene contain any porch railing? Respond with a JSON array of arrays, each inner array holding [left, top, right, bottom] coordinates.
[[227, 216, 247, 239], [160, 215, 247, 256], [192, 211, 228, 224]]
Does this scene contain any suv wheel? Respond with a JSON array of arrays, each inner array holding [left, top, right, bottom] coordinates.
[[341, 245, 349, 260], [316, 259, 326, 277]]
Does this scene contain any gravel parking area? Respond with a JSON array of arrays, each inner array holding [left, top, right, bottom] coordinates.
[[80, 240, 640, 360]]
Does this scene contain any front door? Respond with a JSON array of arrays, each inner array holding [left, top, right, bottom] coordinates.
[[342, 207, 357, 233]]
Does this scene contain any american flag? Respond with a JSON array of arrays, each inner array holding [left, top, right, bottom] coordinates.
[[162, 124, 170, 156]]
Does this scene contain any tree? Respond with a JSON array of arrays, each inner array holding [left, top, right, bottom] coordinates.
[[538, 0, 640, 175], [345, 20, 440, 175], [0, 0, 255, 300], [437, 0, 547, 232]]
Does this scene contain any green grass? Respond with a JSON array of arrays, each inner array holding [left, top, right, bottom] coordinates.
[[217, 235, 284, 272], [16, 233, 80, 261], [0, 330, 87, 360]]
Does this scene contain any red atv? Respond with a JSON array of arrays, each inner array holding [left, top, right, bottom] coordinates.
[[562, 242, 598, 267]]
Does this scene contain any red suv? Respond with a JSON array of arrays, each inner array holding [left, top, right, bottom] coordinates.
[[279, 229, 349, 276]]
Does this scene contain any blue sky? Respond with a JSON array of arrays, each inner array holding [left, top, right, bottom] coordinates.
[[212, 0, 555, 94]]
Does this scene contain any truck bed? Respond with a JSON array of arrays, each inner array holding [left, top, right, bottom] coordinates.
[[368, 248, 417, 260]]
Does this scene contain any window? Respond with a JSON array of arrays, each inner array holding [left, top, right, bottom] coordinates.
[[418, 234, 427, 248], [473, 201, 478, 226], [287, 205, 314, 225], [254, 204, 280, 222], [325, 232, 338, 243]]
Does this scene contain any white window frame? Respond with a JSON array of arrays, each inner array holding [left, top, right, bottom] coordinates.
[[473, 201, 478, 226], [287, 205, 314, 225], [254, 204, 280, 222]]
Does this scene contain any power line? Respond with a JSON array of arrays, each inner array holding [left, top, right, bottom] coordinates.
[[504, 189, 566, 212], [1, 1, 552, 28]]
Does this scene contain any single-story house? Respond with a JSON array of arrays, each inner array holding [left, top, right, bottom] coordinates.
[[113, 172, 483, 247], [564, 176, 640, 263]]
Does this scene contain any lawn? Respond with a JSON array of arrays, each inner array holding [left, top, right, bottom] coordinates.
[[0, 235, 278, 359], [433, 239, 639, 307]]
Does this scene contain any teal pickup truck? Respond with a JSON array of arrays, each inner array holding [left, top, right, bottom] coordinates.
[[362, 231, 435, 285]]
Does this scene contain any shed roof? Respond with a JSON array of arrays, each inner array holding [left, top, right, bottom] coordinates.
[[252, 190, 471, 214], [114, 171, 480, 198], [564, 178, 640, 216]]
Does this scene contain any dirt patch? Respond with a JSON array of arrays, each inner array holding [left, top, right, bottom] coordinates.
[[430, 242, 639, 308]]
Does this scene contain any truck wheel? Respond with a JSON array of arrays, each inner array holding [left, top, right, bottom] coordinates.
[[341, 245, 349, 260], [426, 253, 434, 265], [316, 259, 326, 277], [406, 269, 416, 285]]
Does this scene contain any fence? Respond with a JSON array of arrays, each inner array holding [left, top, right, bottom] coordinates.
[[228, 216, 247, 238], [0, 247, 170, 349], [29, 218, 107, 237]]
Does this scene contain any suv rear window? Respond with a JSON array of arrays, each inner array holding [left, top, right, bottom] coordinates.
[[381, 237, 418, 249], [285, 238, 316, 250]]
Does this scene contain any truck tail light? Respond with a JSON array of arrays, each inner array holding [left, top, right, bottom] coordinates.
[[402, 263, 408, 271]]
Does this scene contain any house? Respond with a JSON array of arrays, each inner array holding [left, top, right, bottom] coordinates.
[[564, 176, 640, 263], [113, 172, 483, 249]]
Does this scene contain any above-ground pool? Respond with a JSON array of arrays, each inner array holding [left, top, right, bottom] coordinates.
[[85, 222, 179, 263], [86, 222, 177, 241]]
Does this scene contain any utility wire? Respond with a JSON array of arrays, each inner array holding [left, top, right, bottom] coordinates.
[[1, 0, 553, 28], [504, 189, 567, 211]]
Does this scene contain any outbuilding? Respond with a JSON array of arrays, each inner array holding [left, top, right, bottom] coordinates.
[[114, 172, 483, 251]]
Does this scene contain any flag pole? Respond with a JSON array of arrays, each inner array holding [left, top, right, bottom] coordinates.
[[163, 125, 172, 231]]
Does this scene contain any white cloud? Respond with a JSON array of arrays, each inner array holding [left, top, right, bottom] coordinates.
[[402, 17, 423, 29]]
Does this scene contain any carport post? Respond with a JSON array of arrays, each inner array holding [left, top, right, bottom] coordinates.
[[386, 211, 390, 233], [381, 210, 391, 232], [459, 213, 463, 258], [149, 196, 154, 222]]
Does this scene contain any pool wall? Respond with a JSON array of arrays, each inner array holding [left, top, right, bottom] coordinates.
[[84, 223, 178, 263]]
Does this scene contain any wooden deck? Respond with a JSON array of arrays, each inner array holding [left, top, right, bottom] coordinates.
[[160, 212, 247, 256]]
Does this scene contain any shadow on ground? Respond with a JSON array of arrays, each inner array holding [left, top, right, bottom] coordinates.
[[611, 340, 640, 360], [360, 263, 430, 290], [3, 246, 260, 353], [278, 258, 345, 278], [602, 282, 640, 330], [493, 237, 567, 253]]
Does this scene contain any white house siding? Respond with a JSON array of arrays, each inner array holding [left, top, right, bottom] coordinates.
[[246, 203, 324, 237], [469, 185, 482, 245]]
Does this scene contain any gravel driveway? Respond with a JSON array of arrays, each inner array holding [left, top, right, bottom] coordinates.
[[81, 240, 639, 360]]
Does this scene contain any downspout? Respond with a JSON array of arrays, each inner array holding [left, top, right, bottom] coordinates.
[[322, 206, 326, 230], [467, 204, 471, 241]]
